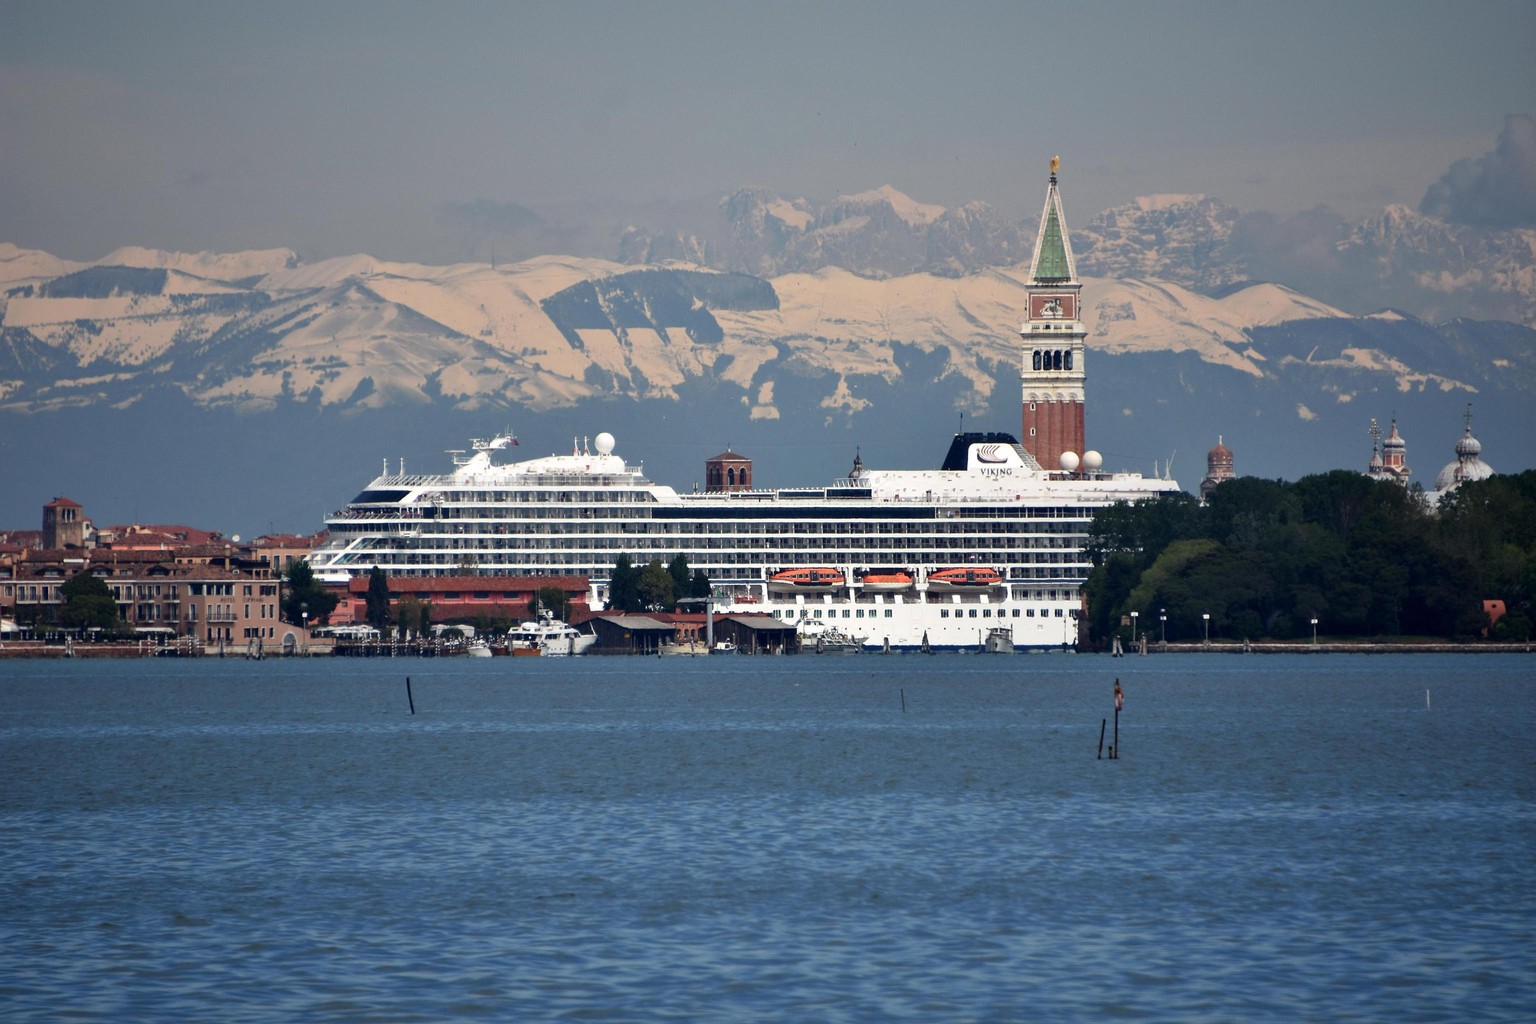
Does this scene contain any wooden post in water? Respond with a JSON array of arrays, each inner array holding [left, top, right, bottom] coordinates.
[[900, 688, 906, 713], [406, 675, 416, 715], [1097, 718, 1106, 759], [1112, 679, 1124, 759]]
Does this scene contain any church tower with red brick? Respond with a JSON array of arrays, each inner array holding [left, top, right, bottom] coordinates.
[[1019, 157, 1086, 471]]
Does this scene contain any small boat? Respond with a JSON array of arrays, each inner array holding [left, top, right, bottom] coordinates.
[[712, 640, 738, 654], [984, 626, 1015, 654], [813, 627, 866, 654], [769, 566, 846, 591], [859, 571, 914, 592], [927, 566, 1003, 590], [465, 640, 493, 658], [660, 638, 706, 656]]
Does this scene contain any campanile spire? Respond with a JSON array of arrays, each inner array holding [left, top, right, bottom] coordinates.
[[1019, 156, 1086, 470]]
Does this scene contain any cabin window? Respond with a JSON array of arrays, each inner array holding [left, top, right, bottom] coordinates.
[[940, 609, 949, 618]]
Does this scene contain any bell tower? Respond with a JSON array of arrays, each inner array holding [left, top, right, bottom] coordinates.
[[1020, 156, 1086, 471]]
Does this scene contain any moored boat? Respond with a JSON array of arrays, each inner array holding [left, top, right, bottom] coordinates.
[[812, 627, 866, 654], [508, 612, 597, 656]]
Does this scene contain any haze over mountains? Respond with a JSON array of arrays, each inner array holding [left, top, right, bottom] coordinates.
[[2, 123, 1533, 536]]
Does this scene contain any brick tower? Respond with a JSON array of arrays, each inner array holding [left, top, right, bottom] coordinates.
[[1019, 156, 1086, 471]]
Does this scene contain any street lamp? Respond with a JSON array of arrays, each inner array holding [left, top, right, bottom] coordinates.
[[1130, 610, 1139, 644], [301, 601, 308, 655], [1202, 611, 1210, 647], [1159, 608, 1167, 645], [1311, 617, 1318, 646]]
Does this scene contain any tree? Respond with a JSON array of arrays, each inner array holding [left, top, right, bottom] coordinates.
[[364, 566, 391, 630], [531, 585, 572, 622], [59, 571, 120, 631], [667, 554, 692, 598], [636, 559, 675, 611], [282, 560, 338, 626], [394, 596, 428, 639], [608, 554, 640, 612]]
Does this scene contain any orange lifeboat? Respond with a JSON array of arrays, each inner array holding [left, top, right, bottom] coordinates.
[[859, 571, 915, 592], [769, 567, 846, 591], [927, 567, 1003, 589]]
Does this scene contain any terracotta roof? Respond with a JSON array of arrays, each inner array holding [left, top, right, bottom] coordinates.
[[44, 497, 83, 508], [252, 533, 323, 548], [102, 524, 223, 546]]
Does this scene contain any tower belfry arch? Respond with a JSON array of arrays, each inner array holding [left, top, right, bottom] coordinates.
[[1019, 156, 1086, 470]]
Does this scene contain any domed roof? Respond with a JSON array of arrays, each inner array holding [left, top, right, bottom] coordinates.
[[1455, 432, 1482, 458], [1207, 436, 1233, 467], [1382, 420, 1406, 449], [1434, 456, 1494, 492]]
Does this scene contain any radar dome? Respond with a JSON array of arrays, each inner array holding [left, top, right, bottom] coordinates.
[[1082, 450, 1103, 471], [594, 432, 615, 455], [1058, 451, 1081, 472]]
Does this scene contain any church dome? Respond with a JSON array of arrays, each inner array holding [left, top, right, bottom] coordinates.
[[1434, 406, 1494, 496], [1382, 421, 1406, 450], [1434, 456, 1494, 492]]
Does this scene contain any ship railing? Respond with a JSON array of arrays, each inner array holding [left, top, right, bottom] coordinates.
[[377, 474, 452, 486]]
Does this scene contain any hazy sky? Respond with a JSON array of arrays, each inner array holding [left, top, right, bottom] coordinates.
[[3, 0, 1533, 263]]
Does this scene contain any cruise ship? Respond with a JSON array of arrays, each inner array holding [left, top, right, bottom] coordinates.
[[307, 161, 1182, 650]]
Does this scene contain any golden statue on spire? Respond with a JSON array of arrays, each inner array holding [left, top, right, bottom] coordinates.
[[1050, 155, 1060, 174]]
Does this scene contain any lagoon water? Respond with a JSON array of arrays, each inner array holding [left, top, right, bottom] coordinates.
[[2, 653, 1531, 1022]]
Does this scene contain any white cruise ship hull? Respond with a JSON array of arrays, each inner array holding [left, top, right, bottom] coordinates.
[[308, 430, 1179, 652]]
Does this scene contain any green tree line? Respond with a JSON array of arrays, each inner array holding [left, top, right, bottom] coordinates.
[[1084, 470, 1536, 646], [606, 553, 712, 613]]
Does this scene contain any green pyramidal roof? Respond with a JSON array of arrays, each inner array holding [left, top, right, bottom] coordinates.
[[1030, 182, 1076, 283]]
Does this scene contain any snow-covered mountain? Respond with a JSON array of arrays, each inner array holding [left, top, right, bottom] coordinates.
[[614, 185, 1535, 333], [622, 185, 1030, 281], [1075, 194, 1246, 291], [0, 245, 1377, 416]]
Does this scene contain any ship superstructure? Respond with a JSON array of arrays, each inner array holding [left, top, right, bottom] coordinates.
[[306, 161, 1182, 649]]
